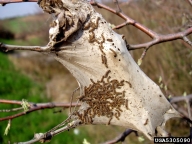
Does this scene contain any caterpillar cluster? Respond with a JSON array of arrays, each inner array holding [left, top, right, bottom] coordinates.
[[76, 70, 129, 125], [85, 17, 109, 68]]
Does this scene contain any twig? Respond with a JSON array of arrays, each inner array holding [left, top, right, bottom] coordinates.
[[186, 99, 192, 127], [103, 93, 192, 144], [129, 28, 192, 50], [183, 36, 192, 47], [0, 0, 191, 51], [113, 0, 121, 13], [90, 1, 192, 51], [169, 94, 192, 103], [188, 0, 192, 6], [70, 87, 80, 115], [181, 115, 192, 125], [0, 43, 50, 52], [0, 0, 36, 6], [0, 99, 80, 122], [0, 99, 23, 105], [0, 43, 72, 53], [90, 1, 156, 37], [16, 120, 80, 144], [170, 94, 192, 126], [0, 107, 23, 112], [102, 129, 137, 144], [172, 103, 189, 117], [48, 99, 80, 133]]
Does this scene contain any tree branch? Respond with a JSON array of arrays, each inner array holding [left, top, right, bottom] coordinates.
[[0, 43, 72, 53], [0, 43, 50, 52], [0, 99, 80, 122], [0, 0, 191, 143], [170, 94, 192, 126], [188, 0, 192, 6], [90, 1, 156, 38], [102, 94, 192, 144], [0, 0, 36, 5], [16, 120, 80, 144], [102, 129, 138, 144], [169, 94, 192, 103], [0, 107, 23, 112], [129, 28, 192, 50], [0, 0, 191, 51], [90, 1, 192, 50]]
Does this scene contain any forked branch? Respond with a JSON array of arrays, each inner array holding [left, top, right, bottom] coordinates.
[[0, 43, 72, 52], [0, 0, 192, 143], [16, 120, 80, 144], [169, 94, 192, 103], [102, 129, 138, 144], [0, 0, 191, 50], [0, 43, 49, 52], [90, 1, 192, 50], [188, 0, 192, 6], [0, 99, 79, 121]]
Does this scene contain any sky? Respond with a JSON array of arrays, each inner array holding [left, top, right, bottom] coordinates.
[[0, 2, 43, 19]]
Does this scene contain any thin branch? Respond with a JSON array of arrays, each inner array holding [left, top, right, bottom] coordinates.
[[113, 0, 121, 13], [0, 99, 80, 122], [0, 43, 72, 53], [0, 1, 191, 51], [0, 0, 37, 5], [0, 107, 23, 112], [70, 87, 80, 115], [129, 27, 192, 50], [0, 43, 50, 52], [188, 0, 192, 6], [90, 1, 156, 38], [102, 94, 192, 144], [102, 129, 137, 144], [90, 1, 192, 50], [183, 36, 192, 47], [186, 99, 192, 126], [172, 103, 189, 117], [16, 120, 80, 144], [169, 94, 192, 103], [48, 100, 80, 133], [0, 99, 23, 105], [170, 94, 192, 125]]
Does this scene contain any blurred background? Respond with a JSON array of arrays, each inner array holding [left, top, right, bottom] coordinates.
[[0, 0, 192, 143]]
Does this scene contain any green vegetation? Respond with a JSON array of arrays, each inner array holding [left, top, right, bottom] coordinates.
[[0, 38, 30, 46], [0, 16, 47, 35], [0, 52, 91, 143]]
